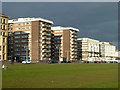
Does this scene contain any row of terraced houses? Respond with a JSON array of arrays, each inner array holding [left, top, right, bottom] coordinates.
[[0, 14, 119, 63]]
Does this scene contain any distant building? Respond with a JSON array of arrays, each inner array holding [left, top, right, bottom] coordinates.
[[77, 38, 100, 61], [114, 50, 120, 60], [0, 14, 9, 61], [52, 26, 79, 61], [99, 42, 116, 60], [8, 17, 53, 63]]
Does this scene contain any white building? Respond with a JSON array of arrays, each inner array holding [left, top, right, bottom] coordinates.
[[99, 42, 116, 60], [77, 38, 100, 61]]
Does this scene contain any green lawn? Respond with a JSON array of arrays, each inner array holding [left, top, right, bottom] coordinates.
[[2, 64, 118, 88]]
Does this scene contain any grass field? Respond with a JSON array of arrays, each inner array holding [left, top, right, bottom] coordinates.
[[2, 64, 118, 88]]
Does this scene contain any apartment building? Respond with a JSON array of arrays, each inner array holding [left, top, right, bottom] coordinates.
[[0, 14, 9, 61], [51, 26, 79, 61], [77, 38, 100, 61], [99, 42, 116, 60], [8, 17, 53, 63]]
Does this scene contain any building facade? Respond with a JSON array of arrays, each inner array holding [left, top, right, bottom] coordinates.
[[52, 26, 79, 61], [0, 14, 9, 61], [8, 18, 53, 63], [77, 38, 100, 61], [99, 42, 116, 60]]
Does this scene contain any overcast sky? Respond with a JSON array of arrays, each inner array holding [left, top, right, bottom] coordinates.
[[2, 2, 118, 48]]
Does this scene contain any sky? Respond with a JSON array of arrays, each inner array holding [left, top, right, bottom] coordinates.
[[2, 2, 118, 48]]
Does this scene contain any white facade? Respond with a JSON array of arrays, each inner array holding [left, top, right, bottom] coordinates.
[[99, 42, 116, 60], [77, 38, 100, 61]]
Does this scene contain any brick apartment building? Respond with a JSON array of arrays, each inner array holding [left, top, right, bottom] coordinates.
[[8, 17, 53, 63], [52, 26, 79, 61]]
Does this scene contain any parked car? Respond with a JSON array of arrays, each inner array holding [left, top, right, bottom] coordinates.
[[103, 61, 107, 63], [94, 61, 98, 63], [22, 61, 31, 64], [67, 61, 71, 63], [83, 61, 89, 63]]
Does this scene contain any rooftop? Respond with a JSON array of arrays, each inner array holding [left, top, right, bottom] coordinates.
[[8, 17, 54, 24], [77, 37, 99, 42], [52, 26, 79, 32], [0, 13, 9, 18]]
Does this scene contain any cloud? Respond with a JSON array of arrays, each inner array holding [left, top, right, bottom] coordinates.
[[2, 2, 118, 48]]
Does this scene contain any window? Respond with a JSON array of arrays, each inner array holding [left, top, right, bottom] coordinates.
[[3, 32, 5, 36], [15, 36, 20, 38], [14, 40, 21, 43], [21, 31, 26, 34], [15, 48, 20, 51], [22, 27, 25, 29], [22, 23, 25, 25], [3, 38, 5, 42], [0, 55, 1, 60], [21, 40, 28, 42], [39, 31, 42, 33], [39, 44, 42, 46], [0, 46, 1, 51], [15, 28, 20, 30], [3, 19, 5, 24], [14, 44, 20, 47], [0, 25, 2, 29], [15, 23, 20, 26], [1, 19, 2, 23], [21, 35, 28, 38], [3, 25, 5, 30], [14, 32, 21, 35]]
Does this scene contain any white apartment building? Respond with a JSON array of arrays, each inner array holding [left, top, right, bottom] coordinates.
[[77, 38, 100, 61], [99, 42, 116, 60]]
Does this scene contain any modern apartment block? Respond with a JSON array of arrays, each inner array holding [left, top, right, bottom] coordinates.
[[99, 42, 116, 60], [8, 18, 53, 63], [51, 26, 79, 61], [0, 14, 9, 61], [77, 38, 100, 61]]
